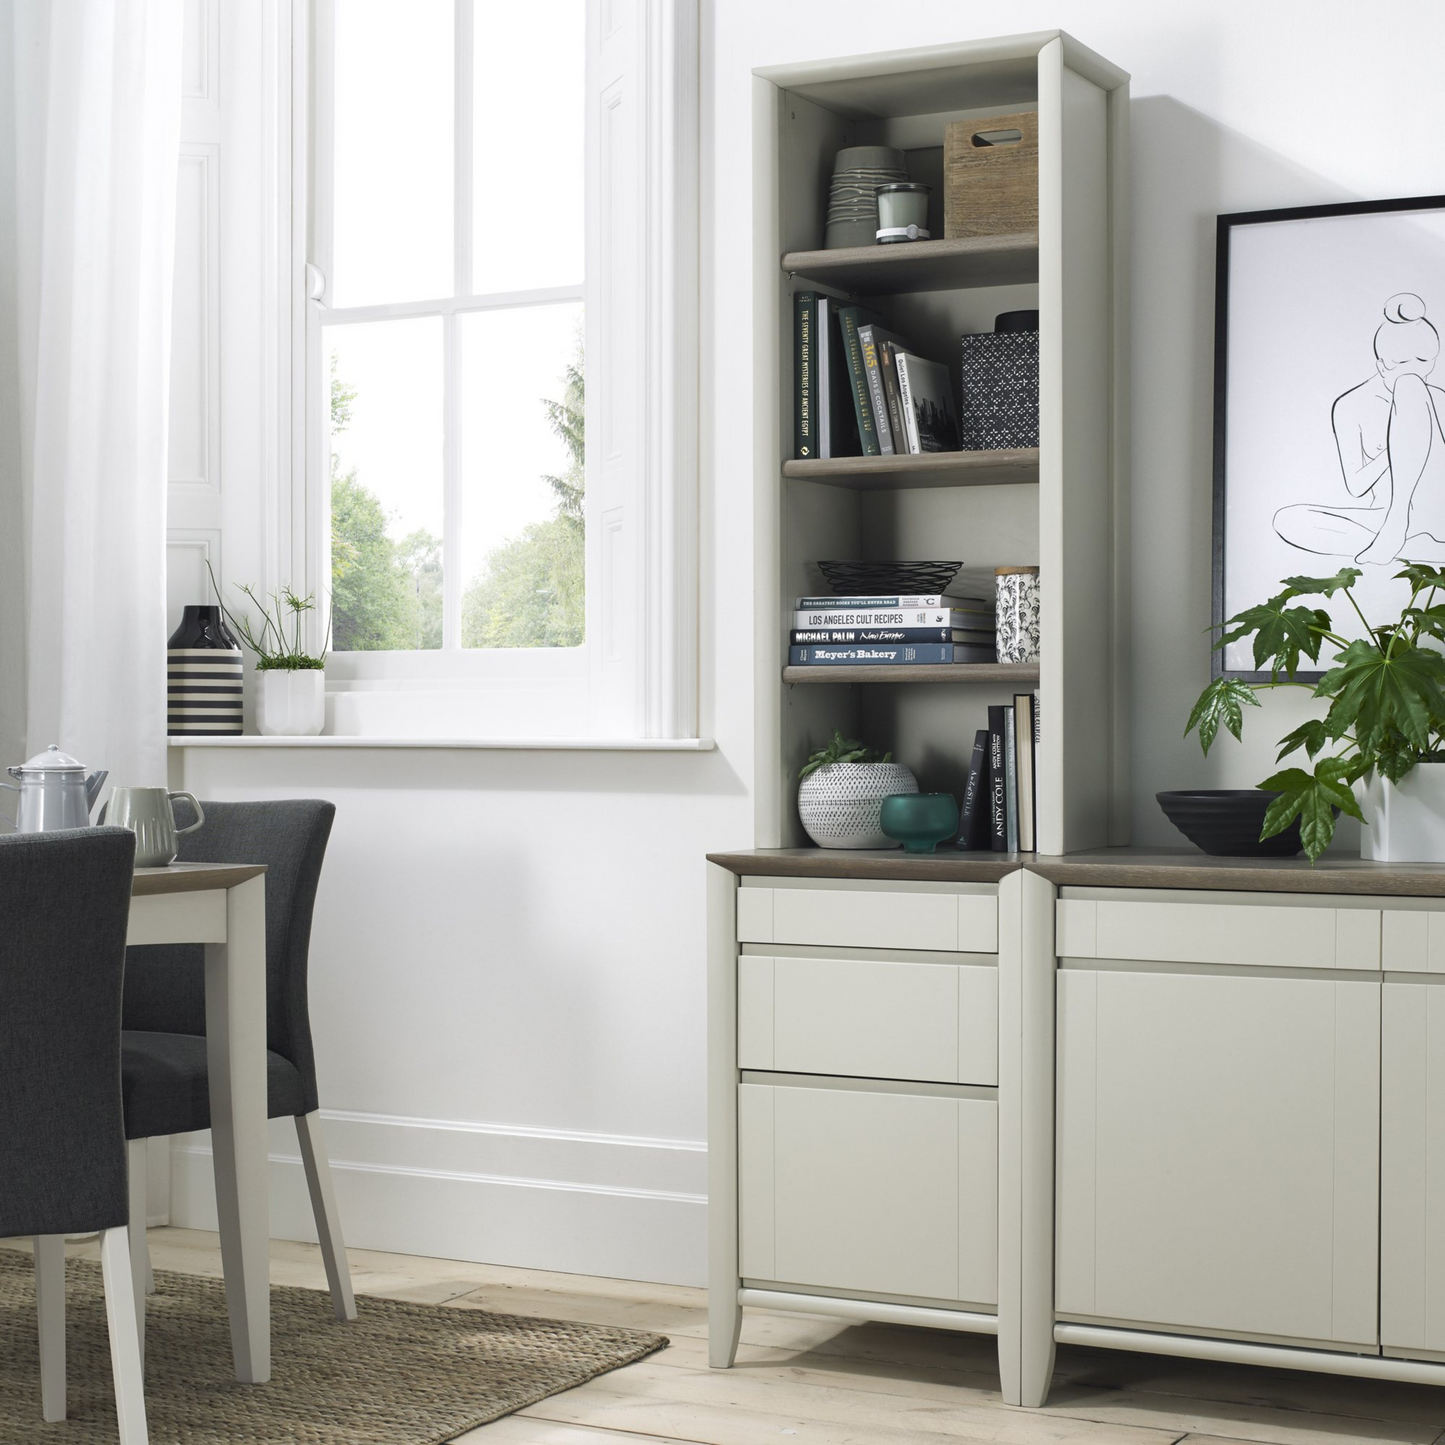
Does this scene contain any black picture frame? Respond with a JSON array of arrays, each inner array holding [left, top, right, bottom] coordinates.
[[1212, 193, 1445, 681]]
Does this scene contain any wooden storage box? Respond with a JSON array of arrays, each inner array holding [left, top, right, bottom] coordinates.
[[944, 110, 1038, 239]]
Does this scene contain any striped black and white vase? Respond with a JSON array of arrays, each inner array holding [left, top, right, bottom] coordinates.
[[167, 605, 244, 735]]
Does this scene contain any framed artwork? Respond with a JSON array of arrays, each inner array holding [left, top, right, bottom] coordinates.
[[1213, 194, 1445, 679]]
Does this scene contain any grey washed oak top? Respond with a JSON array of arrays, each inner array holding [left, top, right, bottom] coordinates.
[[705, 847, 1445, 897], [131, 862, 267, 896]]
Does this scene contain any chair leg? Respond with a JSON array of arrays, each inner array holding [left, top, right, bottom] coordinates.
[[99, 1227, 149, 1445], [295, 1112, 357, 1321], [126, 1138, 151, 1361], [34, 1234, 66, 1422]]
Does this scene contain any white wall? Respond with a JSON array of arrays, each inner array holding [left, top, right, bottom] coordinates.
[[172, 1, 1445, 1285]]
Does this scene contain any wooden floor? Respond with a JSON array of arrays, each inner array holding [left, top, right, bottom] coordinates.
[[33, 1228, 1445, 1443]]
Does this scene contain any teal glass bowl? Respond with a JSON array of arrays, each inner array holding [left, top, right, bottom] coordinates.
[[879, 792, 959, 854]]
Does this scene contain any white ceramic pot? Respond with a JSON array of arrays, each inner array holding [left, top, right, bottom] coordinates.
[[256, 668, 326, 737], [798, 761, 918, 849], [1357, 763, 1445, 862]]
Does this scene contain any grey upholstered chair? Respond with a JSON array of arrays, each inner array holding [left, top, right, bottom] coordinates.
[[121, 799, 356, 1324], [1, 827, 148, 1442]]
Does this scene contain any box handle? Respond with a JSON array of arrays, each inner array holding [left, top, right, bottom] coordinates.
[[971, 128, 1023, 148]]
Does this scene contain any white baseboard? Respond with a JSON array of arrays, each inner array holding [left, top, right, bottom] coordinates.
[[168, 1109, 707, 1286]]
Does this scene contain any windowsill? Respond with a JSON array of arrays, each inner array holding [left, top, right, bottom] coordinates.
[[167, 735, 715, 752]]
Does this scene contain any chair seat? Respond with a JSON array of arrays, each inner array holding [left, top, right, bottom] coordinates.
[[121, 1031, 306, 1140]]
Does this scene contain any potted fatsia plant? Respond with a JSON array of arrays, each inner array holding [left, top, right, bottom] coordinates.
[[1187, 564, 1445, 862], [209, 563, 330, 737], [798, 730, 917, 849]]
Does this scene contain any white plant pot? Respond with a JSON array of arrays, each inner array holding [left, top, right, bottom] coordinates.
[[256, 669, 326, 737], [1357, 763, 1445, 862], [798, 761, 918, 849]]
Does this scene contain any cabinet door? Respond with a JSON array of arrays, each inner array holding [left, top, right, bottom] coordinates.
[[1382, 981, 1445, 1355], [739, 1082, 997, 1306], [1057, 966, 1379, 1348]]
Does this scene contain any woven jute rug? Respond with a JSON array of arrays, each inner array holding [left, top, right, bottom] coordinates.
[[0, 1248, 667, 1442]]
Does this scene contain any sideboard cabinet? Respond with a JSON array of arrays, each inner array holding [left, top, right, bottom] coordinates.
[[709, 848, 1445, 1410]]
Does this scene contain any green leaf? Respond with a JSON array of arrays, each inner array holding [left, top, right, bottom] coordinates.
[[1312, 756, 1366, 822], [1216, 594, 1332, 677], [1185, 678, 1261, 754], [1257, 759, 1356, 862], [1395, 563, 1445, 594], [1275, 718, 1330, 762], [1372, 731, 1420, 783], [1280, 567, 1363, 597], [1402, 604, 1445, 642], [1317, 638, 1445, 753]]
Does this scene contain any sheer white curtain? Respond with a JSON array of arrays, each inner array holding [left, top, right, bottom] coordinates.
[[0, 0, 182, 802]]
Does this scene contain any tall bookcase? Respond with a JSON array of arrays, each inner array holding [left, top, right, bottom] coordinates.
[[750, 32, 1130, 856]]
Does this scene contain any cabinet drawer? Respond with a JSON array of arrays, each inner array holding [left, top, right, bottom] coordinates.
[[739, 1081, 997, 1306], [739, 954, 997, 1085], [738, 884, 997, 953], [1057, 896, 1381, 970]]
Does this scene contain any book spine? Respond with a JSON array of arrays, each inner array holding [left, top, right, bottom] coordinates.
[[987, 706, 1007, 852], [789, 644, 956, 666], [794, 291, 816, 459], [957, 728, 992, 850], [791, 628, 962, 644], [880, 342, 909, 455], [894, 351, 922, 454], [859, 325, 895, 454], [839, 307, 881, 457], [1003, 707, 1019, 852], [815, 297, 831, 459], [795, 594, 958, 609], [1014, 693, 1036, 853], [793, 607, 967, 628]]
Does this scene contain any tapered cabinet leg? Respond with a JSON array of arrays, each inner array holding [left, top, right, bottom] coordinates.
[[34, 1234, 66, 1422], [127, 1137, 150, 1361], [295, 1112, 357, 1321], [99, 1227, 150, 1445], [205, 873, 271, 1383]]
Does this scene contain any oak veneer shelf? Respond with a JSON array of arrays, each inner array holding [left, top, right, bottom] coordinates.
[[783, 448, 1039, 490], [781, 232, 1039, 295], [783, 662, 1039, 684]]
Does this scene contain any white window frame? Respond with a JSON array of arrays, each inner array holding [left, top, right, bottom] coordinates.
[[292, 0, 698, 740]]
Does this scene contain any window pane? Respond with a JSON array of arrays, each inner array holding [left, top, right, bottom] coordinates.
[[472, 3, 585, 292], [331, 0, 453, 306], [459, 302, 584, 649], [328, 318, 444, 651]]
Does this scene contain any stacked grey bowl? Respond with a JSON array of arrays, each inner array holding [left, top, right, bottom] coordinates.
[[824, 145, 909, 248]]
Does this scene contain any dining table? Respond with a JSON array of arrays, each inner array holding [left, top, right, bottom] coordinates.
[[127, 862, 270, 1384]]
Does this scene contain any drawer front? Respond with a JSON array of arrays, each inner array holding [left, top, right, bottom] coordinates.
[[739, 1081, 997, 1306], [1382, 908, 1445, 972], [1057, 897, 1381, 970], [738, 954, 997, 1085], [738, 885, 997, 953]]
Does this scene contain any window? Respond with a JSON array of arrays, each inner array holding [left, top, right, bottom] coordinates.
[[303, 0, 697, 738]]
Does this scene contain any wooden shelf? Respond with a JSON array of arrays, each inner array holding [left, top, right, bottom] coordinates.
[[783, 662, 1039, 685], [784, 448, 1039, 490], [781, 233, 1039, 295]]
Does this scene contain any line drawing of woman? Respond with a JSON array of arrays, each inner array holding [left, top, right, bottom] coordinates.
[[1273, 293, 1445, 564]]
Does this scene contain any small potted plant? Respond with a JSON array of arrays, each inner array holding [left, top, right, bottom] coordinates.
[[798, 730, 917, 849], [209, 563, 330, 737], [1186, 563, 1445, 862]]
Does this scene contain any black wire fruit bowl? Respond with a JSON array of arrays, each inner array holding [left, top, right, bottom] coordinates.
[[817, 560, 963, 596]]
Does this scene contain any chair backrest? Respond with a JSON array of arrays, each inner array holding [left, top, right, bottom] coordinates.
[[0, 826, 136, 1237], [122, 799, 334, 1114]]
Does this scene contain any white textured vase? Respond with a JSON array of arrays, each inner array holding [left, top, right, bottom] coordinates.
[[1357, 763, 1445, 862], [798, 761, 918, 849], [256, 669, 326, 737]]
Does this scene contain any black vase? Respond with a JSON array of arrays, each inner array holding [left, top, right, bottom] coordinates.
[[167, 605, 243, 736]]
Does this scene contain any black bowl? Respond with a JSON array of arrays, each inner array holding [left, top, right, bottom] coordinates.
[[1156, 790, 1309, 858]]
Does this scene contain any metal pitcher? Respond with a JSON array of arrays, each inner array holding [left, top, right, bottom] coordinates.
[[0, 745, 108, 833]]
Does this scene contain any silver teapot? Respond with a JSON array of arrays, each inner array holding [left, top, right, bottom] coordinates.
[[0, 745, 109, 833]]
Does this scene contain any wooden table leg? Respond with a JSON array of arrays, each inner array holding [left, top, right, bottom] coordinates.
[[205, 873, 270, 1384]]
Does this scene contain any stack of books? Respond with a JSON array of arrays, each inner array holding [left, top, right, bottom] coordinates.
[[794, 293, 960, 459], [957, 693, 1039, 853], [789, 593, 997, 667]]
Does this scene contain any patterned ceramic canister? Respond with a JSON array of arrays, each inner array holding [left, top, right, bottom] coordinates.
[[798, 761, 918, 849], [995, 566, 1040, 664], [167, 604, 243, 735]]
